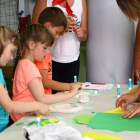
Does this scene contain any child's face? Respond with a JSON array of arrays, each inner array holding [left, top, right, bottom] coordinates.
[[0, 43, 16, 66], [33, 42, 49, 61], [46, 25, 64, 39]]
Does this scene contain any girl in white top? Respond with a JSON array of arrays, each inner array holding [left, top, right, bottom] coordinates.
[[32, 0, 88, 85]]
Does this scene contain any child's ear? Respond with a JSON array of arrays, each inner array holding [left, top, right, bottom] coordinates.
[[28, 41, 35, 50], [44, 22, 52, 29]]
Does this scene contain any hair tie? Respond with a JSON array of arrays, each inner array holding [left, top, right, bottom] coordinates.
[[12, 37, 16, 43]]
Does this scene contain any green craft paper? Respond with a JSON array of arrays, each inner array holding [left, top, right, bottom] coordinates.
[[66, 111, 79, 114], [84, 107, 95, 110], [73, 114, 94, 125], [16, 122, 24, 126], [50, 111, 57, 113], [56, 117, 65, 121], [92, 112, 97, 115], [28, 118, 36, 121], [88, 90, 94, 93], [89, 94, 99, 97], [70, 102, 80, 105], [67, 122, 80, 126], [88, 112, 140, 132]]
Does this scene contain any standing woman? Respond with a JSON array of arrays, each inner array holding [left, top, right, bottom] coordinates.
[[32, 0, 88, 84]]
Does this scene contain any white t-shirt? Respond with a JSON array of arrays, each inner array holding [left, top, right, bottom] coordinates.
[[47, 0, 83, 63]]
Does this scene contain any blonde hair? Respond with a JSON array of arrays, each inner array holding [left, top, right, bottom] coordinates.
[[0, 26, 21, 56], [116, 0, 140, 21]]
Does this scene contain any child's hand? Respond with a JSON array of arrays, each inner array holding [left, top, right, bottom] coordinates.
[[31, 103, 50, 116], [73, 26, 84, 40], [69, 83, 82, 97], [66, 20, 76, 32], [122, 104, 140, 118], [70, 82, 82, 90], [116, 93, 137, 110], [38, 103, 50, 116]]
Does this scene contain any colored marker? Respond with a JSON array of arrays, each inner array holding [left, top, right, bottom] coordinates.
[[117, 85, 120, 98], [91, 83, 105, 85], [129, 78, 132, 90], [37, 117, 41, 127], [74, 76, 77, 82]]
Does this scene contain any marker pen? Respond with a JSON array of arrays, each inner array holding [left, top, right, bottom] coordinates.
[[74, 76, 77, 82], [129, 78, 132, 90], [117, 84, 120, 98], [37, 117, 41, 127]]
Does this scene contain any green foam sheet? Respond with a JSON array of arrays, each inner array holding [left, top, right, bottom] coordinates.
[[73, 114, 94, 125], [88, 112, 140, 132]]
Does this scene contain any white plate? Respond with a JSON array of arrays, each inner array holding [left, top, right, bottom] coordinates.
[[49, 104, 84, 113]]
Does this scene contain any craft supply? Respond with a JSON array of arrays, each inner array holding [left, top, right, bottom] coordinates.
[[37, 117, 41, 127], [36, 115, 42, 117], [49, 104, 84, 113], [79, 94, 89, 103], [117, 84, 120, 98], [94, 90, 97, 94], [129, 78, 132, 90], [88, 112, 140, 132], [16, 122, 24, 126], [82, 131, 123, 140], [104, 107, 126, 114], [74, 75, 77, 82], [73, 114, 94, 125]]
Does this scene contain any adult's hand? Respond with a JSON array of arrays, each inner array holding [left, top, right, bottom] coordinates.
[[116, 93, 137, 110], [122, 104, 140, 118]]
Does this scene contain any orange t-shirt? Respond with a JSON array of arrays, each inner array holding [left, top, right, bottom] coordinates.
[[34, 53, 52, 94], [10, 59, 43, 122]]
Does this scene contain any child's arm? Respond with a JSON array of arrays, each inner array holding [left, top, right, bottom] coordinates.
[[116, 84, 140, 110], [32, 0, 47, 24], [28, 78, 81, 104], [0, 84, 49, 115], [40, 69, 82, 91]]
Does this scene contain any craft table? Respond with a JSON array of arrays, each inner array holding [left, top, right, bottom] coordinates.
[[0, 84, 140, 140]]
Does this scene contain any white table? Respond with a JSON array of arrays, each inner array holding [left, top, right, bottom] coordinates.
[[0, 84, 140, 140]]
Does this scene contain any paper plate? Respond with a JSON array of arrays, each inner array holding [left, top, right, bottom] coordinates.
[[49, 104, 84, 113]]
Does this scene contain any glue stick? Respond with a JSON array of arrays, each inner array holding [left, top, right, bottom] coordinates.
[[37, 117, 41, 127], [117, 85, 120, 98], [128, 78, 132, 90], [74, 76, 77, 82]]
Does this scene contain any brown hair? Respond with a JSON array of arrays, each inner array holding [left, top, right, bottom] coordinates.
[[13, 24, 54, 78], [116, 0, 140, 21], [0, 26, 21, 57], [38, 7, 67, 30], [20, 24, 54, 48]]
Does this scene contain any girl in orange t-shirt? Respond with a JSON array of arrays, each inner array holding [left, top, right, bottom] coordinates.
[[10, 24, 82, 122]]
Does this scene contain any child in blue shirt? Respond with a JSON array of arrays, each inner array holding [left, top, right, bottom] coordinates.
[[0, 26, 49, 132]]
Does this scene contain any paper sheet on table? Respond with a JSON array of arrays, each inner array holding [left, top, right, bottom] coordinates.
[[88, 112, 140, 132], [104, 107, 127, 114], [82, 131, 123, 140], [82, 82, 113, 90], [73, 114, 94, 125]]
